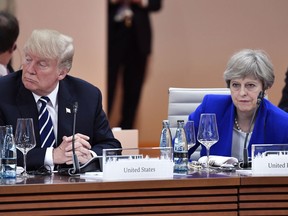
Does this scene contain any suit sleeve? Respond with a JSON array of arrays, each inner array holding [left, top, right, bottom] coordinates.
[[90, 89, 121, 155]]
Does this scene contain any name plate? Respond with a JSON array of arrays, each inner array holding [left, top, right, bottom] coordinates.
[[103, 158, 174, 180], [252, 144, 288, 175]]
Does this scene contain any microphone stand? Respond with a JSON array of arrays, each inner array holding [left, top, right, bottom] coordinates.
[[68, 102, 80, 176], [242, 91, 264, 168], [58, 101, 102, 175]]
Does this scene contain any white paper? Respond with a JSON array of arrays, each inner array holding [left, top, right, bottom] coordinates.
[[103, 158, 174, 180]]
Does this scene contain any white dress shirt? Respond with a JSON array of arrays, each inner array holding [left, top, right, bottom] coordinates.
[[0, 64, 8, 77]]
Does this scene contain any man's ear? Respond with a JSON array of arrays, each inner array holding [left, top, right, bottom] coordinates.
[[58, 68, 68, 80]]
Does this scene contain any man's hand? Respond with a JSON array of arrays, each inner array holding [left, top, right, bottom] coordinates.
[[53, 133, 92, 165]]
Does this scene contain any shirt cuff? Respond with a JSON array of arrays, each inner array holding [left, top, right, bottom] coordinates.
[[90, 150, 97, 157], [44, 147, 54, 167]]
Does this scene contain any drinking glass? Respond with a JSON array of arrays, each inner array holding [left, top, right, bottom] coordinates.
[[0, 126, 6, 177], [15, 118, 36, 177], [185, 121, 196, 160], [197, 113, 219, 169]]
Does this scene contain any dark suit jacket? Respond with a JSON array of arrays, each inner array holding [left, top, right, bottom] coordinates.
[[0, 71, 121, 170], [279, 69, 288, 112], [7, 61, 14, 73], [108, 0, 162, 55]]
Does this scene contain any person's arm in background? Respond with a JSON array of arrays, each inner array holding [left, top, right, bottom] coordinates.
[[278, 69, 288, 112], [131, 0, 162, 11]]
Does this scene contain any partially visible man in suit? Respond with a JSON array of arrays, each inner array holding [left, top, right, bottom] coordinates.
[[278, 69, 288, 112], [0, 11, 19, 76], [0, 29, 121, 171], [108, 0, 162, 129]]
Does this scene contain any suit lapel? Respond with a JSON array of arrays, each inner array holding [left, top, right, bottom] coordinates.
[[57, 80, 75, 146]]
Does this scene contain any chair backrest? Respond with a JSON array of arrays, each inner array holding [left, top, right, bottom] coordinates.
[[168, 87, 231, 128], [167, 87, 231, 160], [112, 128, 138, 149]]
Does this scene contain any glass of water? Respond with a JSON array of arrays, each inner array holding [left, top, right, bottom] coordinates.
[[185, 121, 196, 151], [0, 126, 6, 177], [15, 118, 36, 177], [197, 113, 219, 169]]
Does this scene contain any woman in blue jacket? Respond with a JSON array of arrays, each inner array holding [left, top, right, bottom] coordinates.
[[188, 49, 288, 164]]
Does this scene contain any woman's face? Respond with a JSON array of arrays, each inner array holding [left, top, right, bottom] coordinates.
[[230, 76, 264, 114]]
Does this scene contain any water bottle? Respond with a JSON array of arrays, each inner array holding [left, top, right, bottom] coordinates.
[[159, 120, 172, 158], [2, 125, 17, 178], [173, 120, 188, 173]]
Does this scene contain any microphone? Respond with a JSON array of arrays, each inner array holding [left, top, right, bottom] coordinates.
[[68, 102, 80, 176], [242, 91, 264, 168], [58, 101, 102, 176]]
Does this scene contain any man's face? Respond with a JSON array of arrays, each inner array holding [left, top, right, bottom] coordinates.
[[22, 53, 67, 96]]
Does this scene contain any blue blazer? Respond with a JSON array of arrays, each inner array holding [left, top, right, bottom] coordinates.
[[0, 71, 121, 170], [188, 94, 288, 159]]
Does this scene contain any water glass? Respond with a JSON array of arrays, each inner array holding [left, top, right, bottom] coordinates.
[[197, 113, 219, 169], [15, 118, 36, 177], [185, 121, 196, 163], [185, 121, 196, 150], [0, 126, 6, 177]]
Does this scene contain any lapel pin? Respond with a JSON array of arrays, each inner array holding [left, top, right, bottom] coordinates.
[[66, 108, 71, 113]]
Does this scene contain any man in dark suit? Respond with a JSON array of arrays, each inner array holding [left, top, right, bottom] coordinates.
[[0, 29, 121, 171], [0, 11, 19, 76], [108, 0, 162, 129]]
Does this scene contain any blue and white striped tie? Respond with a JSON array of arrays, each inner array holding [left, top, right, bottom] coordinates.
[[38, 96, 56, 148]]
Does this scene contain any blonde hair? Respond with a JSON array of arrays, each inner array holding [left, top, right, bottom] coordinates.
[[23, 29, 74, 71]]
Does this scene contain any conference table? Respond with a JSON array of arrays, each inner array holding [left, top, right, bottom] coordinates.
[[0, 170, 288, 215]]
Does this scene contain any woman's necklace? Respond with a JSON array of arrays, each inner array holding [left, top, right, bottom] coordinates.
[[234, 118, 243, 132], [234, 117, 254, 133]]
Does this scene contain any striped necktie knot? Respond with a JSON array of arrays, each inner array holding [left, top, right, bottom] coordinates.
[[39, 96, 49, 115], [39, 96, 50, 105], [38, 96, 56, 148]]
